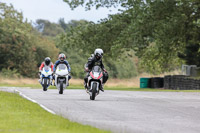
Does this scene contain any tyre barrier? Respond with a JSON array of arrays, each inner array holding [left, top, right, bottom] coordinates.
[[140, 75, 199, 89], [140, 78, 151, 88], [140, 77, 164, 88], [163, 75, 200, 90], [164, 75, 171, 89], [151, 77, 164, 88]]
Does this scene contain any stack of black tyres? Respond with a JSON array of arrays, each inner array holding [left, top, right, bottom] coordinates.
[[181, 76, 188, 90], [163, 75, 198, 90], [192, 79, 198, 90], [173, 75, 185, 90], [150, 77, 164, 88], [193, 79, 200, 90], [185, 77, 191, 90], [141, 75, 200, 90], [164, 75, 171, 89], [170, 75, 176, 90]]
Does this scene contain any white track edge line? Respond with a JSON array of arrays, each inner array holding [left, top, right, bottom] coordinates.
[[14, 89, 56, 115]]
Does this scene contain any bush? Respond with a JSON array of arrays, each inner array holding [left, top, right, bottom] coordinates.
[[0, 68, 21, 78]]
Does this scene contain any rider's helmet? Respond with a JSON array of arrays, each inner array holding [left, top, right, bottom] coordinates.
[[44, 57, 51, 66], [94, 48, 103, 60], [58, 53, 66, 62]]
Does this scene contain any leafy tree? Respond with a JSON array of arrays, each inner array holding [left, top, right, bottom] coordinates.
[[35, 19, 64, 37], [58, 18, 68, 31], [63, 0, 200, 74], [63, 0, 124, 10], [0, 3, 37, 77], [57, 21, 138, 78], [58, 18, 88, 31], [0, 3, 59, 77]]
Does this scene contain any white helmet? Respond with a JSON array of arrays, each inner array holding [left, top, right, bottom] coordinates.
[[94, 48, 103, 60]]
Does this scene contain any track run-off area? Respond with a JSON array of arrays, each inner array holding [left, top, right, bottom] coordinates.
[[1, 87, 200, 133]]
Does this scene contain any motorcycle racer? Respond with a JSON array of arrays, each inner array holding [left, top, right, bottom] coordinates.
[[38, 57, 54, 83], [53, 53, 71, 84], [84, 48, 109, 92]]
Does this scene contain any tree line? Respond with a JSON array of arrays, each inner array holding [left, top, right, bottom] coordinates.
[[64, 0, 200, 74], [2, 0, 198, 78], [0, 2, 137, 78], [0, 3, 59, 77]]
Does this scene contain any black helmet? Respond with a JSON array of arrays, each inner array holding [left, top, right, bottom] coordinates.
[[94, 48, 103, 60], [44, 57, 51, 65]]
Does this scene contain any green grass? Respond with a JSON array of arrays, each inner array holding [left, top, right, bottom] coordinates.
[[0, 91, 110, 133], [1, 83, 200, 92], [104, 86, 200, 92], [0, 83, 84, 89]]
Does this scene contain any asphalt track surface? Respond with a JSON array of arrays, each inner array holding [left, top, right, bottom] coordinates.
[[1, 87, 200, 133]]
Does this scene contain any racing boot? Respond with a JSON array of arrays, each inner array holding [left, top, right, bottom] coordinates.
[[38, 79, 41, 83], [50, 78, 53, 85], [38, 75, 42, 83], [84, 82, 89, 93], [100, 84, 104, 92], [50, 76, 53, 85]]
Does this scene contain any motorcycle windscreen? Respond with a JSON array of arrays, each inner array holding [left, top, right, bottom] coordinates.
[[92, 66, 102, 73], [91, 66, 103, 79], [58, 64, 67, 70], [44, 66, 50, 72]]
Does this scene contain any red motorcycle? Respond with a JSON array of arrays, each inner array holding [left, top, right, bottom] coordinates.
[[86, 66, 103, 100]]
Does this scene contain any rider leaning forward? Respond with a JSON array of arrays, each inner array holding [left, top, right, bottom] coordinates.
[[38, 57, 54, 83], [84, 48, 109, 92], [53, 53, 71, 85]]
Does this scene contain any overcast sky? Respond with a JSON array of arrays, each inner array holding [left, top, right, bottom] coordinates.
[[1, 0, 121, 23]]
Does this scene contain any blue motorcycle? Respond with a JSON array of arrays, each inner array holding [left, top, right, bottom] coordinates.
[[40, 66, 53, 91]]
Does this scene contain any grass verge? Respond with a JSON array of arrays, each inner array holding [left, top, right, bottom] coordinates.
[[104, 86, 200, 92], [1, 78, 200, 92], [0, 83, 83, 89], [1, 83, 200, 92], [0, 91, 110, 133]]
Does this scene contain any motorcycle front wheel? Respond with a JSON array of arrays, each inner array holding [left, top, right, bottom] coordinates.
[[90, 83, 97, 100], [43, 78, 48, 91], [59, 81, 63, 94]]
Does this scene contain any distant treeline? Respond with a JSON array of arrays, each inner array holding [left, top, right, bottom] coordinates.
[[0, 3, 59, 77], [63, 0, 200, 74], [0, 2, 137, 78], [2, 0, 199, 78]]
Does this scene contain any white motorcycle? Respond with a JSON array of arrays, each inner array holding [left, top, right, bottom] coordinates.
[[54, 64, 69, 94], [86, 66, 103, 100], [40, 66, 53, 91]]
